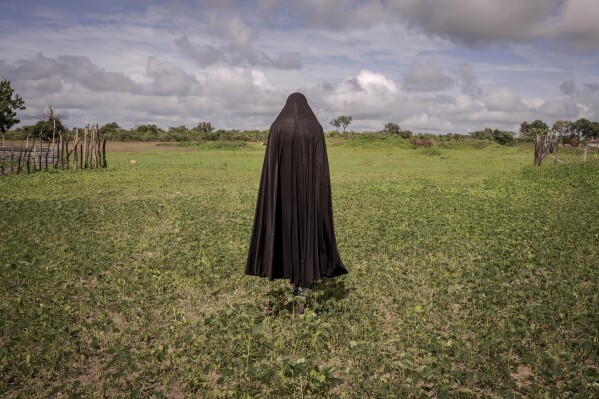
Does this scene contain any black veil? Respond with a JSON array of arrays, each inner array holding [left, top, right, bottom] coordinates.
[[245, 93, 348, 287]]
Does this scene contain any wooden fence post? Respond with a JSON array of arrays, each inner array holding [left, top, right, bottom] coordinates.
[[102, 137, 107, 168], [64, 137, 70, 170], [96, 124, 100, 169], [60, 130, 65, 170], [83, 125, 88, 169], [10, 143, 15, 174], [91, 125, 96, 169], [38, 138, 42, 170]]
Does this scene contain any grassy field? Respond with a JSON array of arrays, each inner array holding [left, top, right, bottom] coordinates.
[[1, 139, 598, 398]]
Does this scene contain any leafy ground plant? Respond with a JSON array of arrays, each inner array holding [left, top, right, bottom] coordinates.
[[1, 141, 597, 398]]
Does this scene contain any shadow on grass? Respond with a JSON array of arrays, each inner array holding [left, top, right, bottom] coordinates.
[[265, 278, 349, 317]]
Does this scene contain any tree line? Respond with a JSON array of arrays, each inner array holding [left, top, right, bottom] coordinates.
[[329, 115, 599, 146], [5, 116, 598, 147]]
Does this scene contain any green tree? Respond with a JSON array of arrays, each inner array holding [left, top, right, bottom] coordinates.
[[470, 128, 515, 145], [491, 129, 515, 146], [572, 118, 599, 141], [470, 128, 494, 141], [31, 106, 66, 140], [520, 120, 549, 142], [383, 122, 401, 134], [195, 122, 215, 133], [168, 125, 188, 133], [100, 122, 121, 136], [330, 115, 352, 133], [399, 130, 413, 139], [137, 124, 161, 136], [550, 120, 572, 163], [551, 120, 572, 137], [551, 120, 572, 145], [0, 80, 26, 133]]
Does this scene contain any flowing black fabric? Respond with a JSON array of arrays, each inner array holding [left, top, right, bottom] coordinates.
[[246, 93, 348, 287]]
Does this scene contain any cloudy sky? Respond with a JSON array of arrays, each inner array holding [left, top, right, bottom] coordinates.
[[1, 0, 598, 133]]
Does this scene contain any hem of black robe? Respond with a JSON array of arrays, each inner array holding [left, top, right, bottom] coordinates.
[[245, 259, 348, 285]]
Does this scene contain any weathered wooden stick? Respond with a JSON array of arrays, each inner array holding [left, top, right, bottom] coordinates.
[[52, 119, 57, 169], [10, 143, 15, 174], [25, 145, 33, 174], [583, 143, 588, 162], [52, 118, 56, 154], [55, 131, 60, 169], [95, 124, 99, 169], [91, 125, 96, 169], [102, 137, 107, 168], [89, 125, 94, 169], [25, 138, 31, 173], [66, 137, 79, 161], [32, 137, 36, 171], [96, 124, 100, 169], [73, 143, 77, 172], [24, 136, 30, 172], [46, 140, 50, 170], [16, 138, 24, 174], [83, 125, 88, 169], [38, 138, 42, 170], [60, 130, 65, 170], [73, 129, 79, 171], [64, 137, 70, 170], [35, 137, 39, 171]]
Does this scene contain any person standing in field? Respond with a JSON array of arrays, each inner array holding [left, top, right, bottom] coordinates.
[[246, 93, 348, 313]]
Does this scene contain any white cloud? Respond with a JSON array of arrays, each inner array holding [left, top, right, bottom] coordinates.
[[0, 53, 141, 93], [175, 33, 301, 69], [481, 87, 527, 112], [144, 56, 199, 96], [403, 63, 453, 92], [537, 98, 580, 119]]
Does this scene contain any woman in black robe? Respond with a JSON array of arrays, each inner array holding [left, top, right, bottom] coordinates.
[[246, 93, 347, 295]]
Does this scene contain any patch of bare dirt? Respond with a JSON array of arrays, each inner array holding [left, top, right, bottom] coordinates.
[[510, 364, 532, 389]]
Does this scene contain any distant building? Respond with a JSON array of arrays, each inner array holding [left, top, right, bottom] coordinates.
[[587, 139, 599, 148]]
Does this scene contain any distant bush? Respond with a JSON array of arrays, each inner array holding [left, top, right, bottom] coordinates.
[[469, 128, 515, 146], [97, 125, 269, 143], [399, 130, 413, 139]]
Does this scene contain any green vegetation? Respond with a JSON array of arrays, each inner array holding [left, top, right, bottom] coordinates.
[[8, 122, 268, 143], [470, 128, 516, 146], [1, 140, 598, 398], [4, 115, 598, 147], [0, 80, 26, 134], [330, 116, 353, 133]]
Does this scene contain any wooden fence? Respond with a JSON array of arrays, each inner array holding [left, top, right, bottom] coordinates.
[[0, 125, 106, 175]]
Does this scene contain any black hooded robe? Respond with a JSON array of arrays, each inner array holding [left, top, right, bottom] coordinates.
[[246, 93, 348, 287]]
